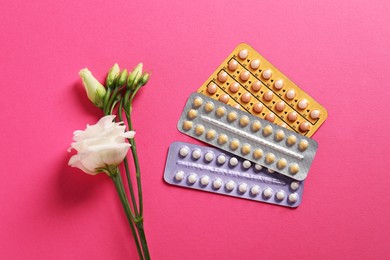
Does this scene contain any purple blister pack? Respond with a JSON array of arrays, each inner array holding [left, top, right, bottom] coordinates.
[[164, 142, 304, 208]]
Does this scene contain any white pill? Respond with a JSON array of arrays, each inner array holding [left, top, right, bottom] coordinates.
[[288, 193, 299, 203], [175, 171, 185, 181], [179, 147, 189, 157], [217, 154, 226, 164], [250, 59, 260, 69], [250, 185, 261, 196], [238, 183, 248, 193], [187, 173, 197, 184], [276, 190, 286, 201], [204, 152, 214, 162], [213, 178, 223, 189], [229, 157, 238, 167], [225, 180, 235, 191], [200, 176, 210, 186], [298, 99, 308, 109], [286, 89, 296, 100], [267, 169, 275, 173], [290, 181, 300, 191], [254, 164, 263, 171], [274, 79, 284, 90], [262, 69, 272, 79], [192, 149, 201, 160], [242, 160, 251, 169], [263, 188, 273, 199], [310, 109, 320, 119], [238, 49, 249, 59]]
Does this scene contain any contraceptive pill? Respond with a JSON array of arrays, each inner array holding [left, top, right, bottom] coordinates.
[[164, 142, 305, 207], [198, 43, 328, 137], [178, 93, 318, 181]]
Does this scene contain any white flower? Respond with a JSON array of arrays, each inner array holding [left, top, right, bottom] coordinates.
[[79, 68, 107, 108], [68, 115, 135, 175]]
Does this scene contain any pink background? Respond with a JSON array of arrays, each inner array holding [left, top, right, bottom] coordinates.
[[1, 0, 389, 259]]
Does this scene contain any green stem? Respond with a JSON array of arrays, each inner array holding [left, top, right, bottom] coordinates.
[[111, 171, 144, 260], [125, 110, 143, 216], [118, 100, 139, 217], [136, 222, 150, 260]]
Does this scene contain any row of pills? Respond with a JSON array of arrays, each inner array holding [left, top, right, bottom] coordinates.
[[180, 145, 284, 173], [197, 43, 328, 137], [173, 170, 299, 204], [186, 98, 310, 150], [206, 78, 316, 133]]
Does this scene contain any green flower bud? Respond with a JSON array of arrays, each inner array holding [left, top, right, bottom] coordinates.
[[127, 63, 143, 89], [118, 69, 128, 86], [79, 68, 107, 108], [106, 63, 120, 88], [139, 72, 150, 86]]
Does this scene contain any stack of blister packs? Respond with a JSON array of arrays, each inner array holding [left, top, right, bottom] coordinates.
[[163, 43, 327, 207]]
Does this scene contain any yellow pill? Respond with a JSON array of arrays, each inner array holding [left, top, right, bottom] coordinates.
[[253, 149, 263, 160], [217, 134, 228, 145], [241, 144, 251, 155], [262, 125, 273, 136], [194, 124, 205, 136], [204, 102, 214, 113], [286, 135, 297, 146], [206, 129, 216, 140], [298, 139, 309, 151], [227, 111, 238, 122], [251, 121, 261, 132], [289, 163, 300, 175], [239, 116, 250, 127], [277, 158, 287, 169], [274, 130, 285, 142], [229, 139, 240, 150], [187, 109, 197, 119], [265, 153, 275, 164], [182, 121, 193, 131], [193, 97, 203, 108], [216, 106, 226, 117]]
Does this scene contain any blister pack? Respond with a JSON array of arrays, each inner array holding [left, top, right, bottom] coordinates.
[[197, 43, 327, 137], [164, 142, 304, 207], [178, 93, 318, 181]]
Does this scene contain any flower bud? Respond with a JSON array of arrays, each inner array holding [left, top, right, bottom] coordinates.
[[127, 63, 143, 89], [79, 68, 107, 108], [139, 72, 150, 87], [118, 69, 128, 87], [106, 63, 120, 88]]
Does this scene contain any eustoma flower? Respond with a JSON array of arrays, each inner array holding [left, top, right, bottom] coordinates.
[[68, 115, 135, 175], [69, 63, 151, 260]]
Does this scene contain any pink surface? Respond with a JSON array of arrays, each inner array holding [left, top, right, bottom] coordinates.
[[1, 0, 389, 259]]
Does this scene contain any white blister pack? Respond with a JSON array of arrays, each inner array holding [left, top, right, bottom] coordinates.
[[178, 93, 318, 181]]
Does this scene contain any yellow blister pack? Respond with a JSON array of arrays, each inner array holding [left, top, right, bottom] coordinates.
[[197, 43, 328, 137]]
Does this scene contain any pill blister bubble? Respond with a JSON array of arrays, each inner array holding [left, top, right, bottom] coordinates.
[[242, 160, 251, 169], [200, 175, 210, 186], [175, 170, 185, 182], [179, 146, 189, 157], [229, 157, 238, 167], [225, 180, 235, 191], [187, 173, 197, 184], [238, 183, 248, 193], [275, 190, 286, 201]]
